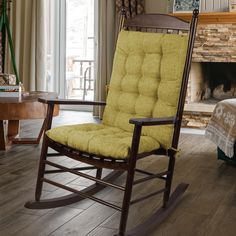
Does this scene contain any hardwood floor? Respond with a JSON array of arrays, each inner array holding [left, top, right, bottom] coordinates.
[[1, 110, 236, 236]]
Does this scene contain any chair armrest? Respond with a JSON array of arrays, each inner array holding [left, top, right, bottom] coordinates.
[[38, 98, 106, 106], [129, 116, 177, 126]]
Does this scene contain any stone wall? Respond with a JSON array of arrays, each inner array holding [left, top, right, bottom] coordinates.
[[192, 24, 236, 62]]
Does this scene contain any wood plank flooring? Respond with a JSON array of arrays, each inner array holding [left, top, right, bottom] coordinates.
[[1, 110, 236, 236]]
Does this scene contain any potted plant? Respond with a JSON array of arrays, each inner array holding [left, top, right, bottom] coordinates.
[[0, 0, 20, 97]]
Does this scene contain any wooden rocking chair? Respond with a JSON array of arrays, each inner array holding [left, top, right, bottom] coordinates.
[[25, 11, 198, 236]]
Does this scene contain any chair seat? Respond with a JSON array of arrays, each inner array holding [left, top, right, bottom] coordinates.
[[46, 123, 160, 159]]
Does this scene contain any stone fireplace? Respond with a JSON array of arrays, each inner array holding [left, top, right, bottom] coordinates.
[[185, 23, 236, 115], [171, 12, 236, 127]]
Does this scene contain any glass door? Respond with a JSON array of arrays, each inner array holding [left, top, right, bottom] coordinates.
[[66, 0, 95, 101], [46, 0, 95, 105]]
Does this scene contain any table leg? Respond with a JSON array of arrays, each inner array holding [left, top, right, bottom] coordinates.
[[0, 120, 20, 150], [8, 120, 20, 137], [12, 119, 46, 145], [0, 120, 6, 150]]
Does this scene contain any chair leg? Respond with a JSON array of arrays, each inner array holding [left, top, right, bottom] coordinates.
[[96, 168, 102, 179], [35, 138, 49, 201], [163, 154, 175, 208], [116, 124, 142, 235], [96, 168, 102, 185], [118, 163, 136, 235]]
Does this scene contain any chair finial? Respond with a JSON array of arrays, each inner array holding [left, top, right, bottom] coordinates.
[[193, 9, 199, 18], [118, 5, 126, 33]]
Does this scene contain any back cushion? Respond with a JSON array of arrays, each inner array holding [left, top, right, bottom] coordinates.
[[102, 30, 188, 149]]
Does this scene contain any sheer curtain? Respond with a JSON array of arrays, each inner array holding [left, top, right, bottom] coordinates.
[[94, 0, 116, 116], [7, 0, 47, 91]]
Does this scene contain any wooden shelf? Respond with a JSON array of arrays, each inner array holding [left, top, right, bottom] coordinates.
[[171, 12, 236, 24]]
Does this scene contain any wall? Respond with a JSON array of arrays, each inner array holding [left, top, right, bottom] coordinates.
[[201, 0, 229, 12], [145, 0, 168, 13], [145, 0, 230, 13]]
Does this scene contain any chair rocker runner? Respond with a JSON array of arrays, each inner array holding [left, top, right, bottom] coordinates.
[[25, 11, 198, 236]]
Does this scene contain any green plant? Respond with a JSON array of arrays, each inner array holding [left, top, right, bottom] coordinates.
[[0, 0, 19, 85]]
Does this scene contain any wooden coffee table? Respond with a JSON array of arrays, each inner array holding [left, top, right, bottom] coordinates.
[[0, 91, 59, 150]]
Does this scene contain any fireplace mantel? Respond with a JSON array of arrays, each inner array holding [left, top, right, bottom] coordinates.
[[171, 12, 236, 24]]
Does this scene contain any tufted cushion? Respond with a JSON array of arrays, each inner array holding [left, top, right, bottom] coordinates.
[[103, 30, 188, 149], [47, 30, 188, 159], [46, 124, 160, 159]]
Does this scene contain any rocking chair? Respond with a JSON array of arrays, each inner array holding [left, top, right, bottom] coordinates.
[[25, 11, 198, 236]]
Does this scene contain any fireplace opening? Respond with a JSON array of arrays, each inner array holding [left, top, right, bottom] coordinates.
[[201, 62, 236, 101], [186, 62, 236, 106]]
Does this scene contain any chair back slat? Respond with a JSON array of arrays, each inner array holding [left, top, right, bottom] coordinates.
[[124, 14, 190, 33]]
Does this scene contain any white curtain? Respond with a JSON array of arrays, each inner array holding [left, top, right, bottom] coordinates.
[[7, 0, 47, 91], [94, 0, 116, 116]]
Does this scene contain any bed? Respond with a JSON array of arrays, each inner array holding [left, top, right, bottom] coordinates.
[[205, 99, 236, 165]]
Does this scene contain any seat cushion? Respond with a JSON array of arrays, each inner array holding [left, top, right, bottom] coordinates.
[[46, 123, 160, 159], [102, 30, 188, 149]]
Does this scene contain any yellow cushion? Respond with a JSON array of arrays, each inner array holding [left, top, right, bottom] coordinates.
[[46, 124, 160, 159], [47, 30, 188, 159], [103, 30, 188, 149]]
